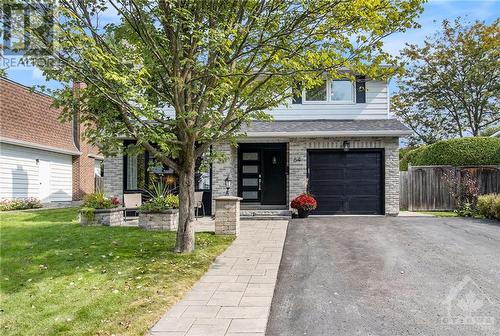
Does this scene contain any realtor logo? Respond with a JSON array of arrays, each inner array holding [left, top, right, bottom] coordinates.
[[1, 0, 57, 56], [441, 275, 495, 330]]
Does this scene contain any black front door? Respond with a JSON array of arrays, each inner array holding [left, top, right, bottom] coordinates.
[[238, 144, 287, 205]]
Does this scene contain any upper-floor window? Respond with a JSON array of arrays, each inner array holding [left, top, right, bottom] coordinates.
[[303, 79, 354, 104]]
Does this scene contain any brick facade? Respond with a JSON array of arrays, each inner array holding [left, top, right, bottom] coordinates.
[[287, 137, 400, 216], [213, 136, 400, 216], [0, 78, 100, 201], [104, 136, 401, 215], [103, 155, 124, 201]]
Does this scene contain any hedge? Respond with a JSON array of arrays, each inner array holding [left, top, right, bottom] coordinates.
[[400, 137, 500, 171], [477, 194, 500, 220]]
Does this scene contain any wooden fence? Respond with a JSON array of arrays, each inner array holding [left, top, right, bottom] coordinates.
[[400, 166, 500, 211], [95, 176, 104, 193]]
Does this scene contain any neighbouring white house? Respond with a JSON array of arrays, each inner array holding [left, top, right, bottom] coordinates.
[[0, 77, 102, 203], [103, 74, 411, 216]]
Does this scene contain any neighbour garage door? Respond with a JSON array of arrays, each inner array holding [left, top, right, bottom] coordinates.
[[308, 150, 383, 215], [0, 143, 73, 202]]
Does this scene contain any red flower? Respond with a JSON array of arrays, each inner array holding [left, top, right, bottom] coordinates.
[[291, 194, 317, 211], [110, 196, 121, 206]]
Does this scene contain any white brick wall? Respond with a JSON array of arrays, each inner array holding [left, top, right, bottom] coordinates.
[[103, 155, 123, 201], [105, 136, 401, 216], [212, 136, 400, 216], [287, 137, 400, 215]]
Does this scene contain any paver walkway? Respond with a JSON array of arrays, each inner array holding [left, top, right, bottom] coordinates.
[[149, 220, 289, 336]]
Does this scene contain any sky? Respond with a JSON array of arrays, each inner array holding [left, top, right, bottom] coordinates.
[[3, 0, 500, 93]]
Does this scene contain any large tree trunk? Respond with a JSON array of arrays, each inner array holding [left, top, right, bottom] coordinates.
[[175, 160, 196, 253]]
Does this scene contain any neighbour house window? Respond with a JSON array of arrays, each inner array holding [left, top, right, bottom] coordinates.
[[303, 79, 355, 103]]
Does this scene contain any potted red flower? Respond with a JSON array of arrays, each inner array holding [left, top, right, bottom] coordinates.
[[291, 193, 317, 218]]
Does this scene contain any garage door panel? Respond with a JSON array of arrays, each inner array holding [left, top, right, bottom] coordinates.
[[314, 196, 344, 214], [308, 150, 383, 215], [310, 181, 345, 193], [347, 197, 381, 214], [344, 183, 380, 195]]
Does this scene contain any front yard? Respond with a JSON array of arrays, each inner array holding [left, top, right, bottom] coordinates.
[[0, 208, 233, 336]]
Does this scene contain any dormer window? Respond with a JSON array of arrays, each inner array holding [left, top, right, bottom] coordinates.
[[303, 79, 355, 104]]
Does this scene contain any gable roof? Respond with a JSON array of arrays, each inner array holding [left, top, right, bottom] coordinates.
[[241, 119, 411, 137]]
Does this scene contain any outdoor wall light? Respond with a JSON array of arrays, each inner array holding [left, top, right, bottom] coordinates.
[[343, 140, 350, 152], [224, 175, 231, 195], [272, 156, 277, 164]]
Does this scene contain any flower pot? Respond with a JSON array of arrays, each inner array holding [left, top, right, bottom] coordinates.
[[297, 208, 311, 218]]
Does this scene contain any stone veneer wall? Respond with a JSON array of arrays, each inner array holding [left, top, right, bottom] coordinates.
[[213, 136, 400, 216], [288, 137, 400, 216], [212, 143, 238, 210], [103, 155, 123, 201]]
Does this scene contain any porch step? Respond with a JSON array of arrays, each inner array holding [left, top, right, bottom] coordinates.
[[240, 209, 292, 220]]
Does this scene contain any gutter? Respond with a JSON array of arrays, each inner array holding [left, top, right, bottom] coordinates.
[[244, 130, 413, 138], [0, 137, 82, 156]]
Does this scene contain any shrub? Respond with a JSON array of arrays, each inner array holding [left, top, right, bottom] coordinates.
[[140, 194, 179, 213], [442, 170, 479, 213], [400, 146, 426, 171], [0, 198, 43, 211], [400, 137, 500, 171], [399, 146, 419, 161], [290, 194, 317, 211], [166, 194, 179, 209], [477, 194, 500, 220], [82, 192, 119, 209]]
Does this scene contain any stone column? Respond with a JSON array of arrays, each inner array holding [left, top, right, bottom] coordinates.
[[214, 196, 242, 236]]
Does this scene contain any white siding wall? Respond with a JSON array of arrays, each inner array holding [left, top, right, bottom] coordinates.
[[0, 143, 73, 202], [162, 80, 388, 120], [269, 80, 388, 120]]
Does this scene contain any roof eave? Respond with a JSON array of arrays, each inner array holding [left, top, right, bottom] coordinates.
[[0, 137, 82, 155], [243, 130, 412, 138]]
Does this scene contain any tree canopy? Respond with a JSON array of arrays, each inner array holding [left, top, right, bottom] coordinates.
[[9, 0, 424, 251], [393, 19, 500, 145]]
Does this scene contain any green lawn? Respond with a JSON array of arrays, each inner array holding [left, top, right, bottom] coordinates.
[[418, 211, 459, 217], [0, 208, 234, 336]]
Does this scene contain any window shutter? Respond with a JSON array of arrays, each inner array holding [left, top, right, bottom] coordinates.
[[355, 76, 366, 103], [292, 83, 302, 104]]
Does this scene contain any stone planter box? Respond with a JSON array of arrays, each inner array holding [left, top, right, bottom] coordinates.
[[79, 207, 124, 226], [138, 210, 178, 231]]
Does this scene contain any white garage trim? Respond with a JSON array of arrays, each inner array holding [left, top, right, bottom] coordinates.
[[0, 137, 81, 156], [0, 143, 73, 202]]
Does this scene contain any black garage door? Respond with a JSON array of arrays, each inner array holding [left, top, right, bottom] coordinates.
[[308, 150, 384, 215]]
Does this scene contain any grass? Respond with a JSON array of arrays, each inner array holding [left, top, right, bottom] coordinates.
[[418, 211, 459, 217], [0, 208, 234, 336]]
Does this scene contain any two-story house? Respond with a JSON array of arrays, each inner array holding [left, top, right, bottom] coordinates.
[[103, 75, 410, 216]]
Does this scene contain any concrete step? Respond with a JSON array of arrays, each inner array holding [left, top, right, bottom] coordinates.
[[240, 209, 292, 217], [240, 215, 291, 221], [240, 209, 292, 220]]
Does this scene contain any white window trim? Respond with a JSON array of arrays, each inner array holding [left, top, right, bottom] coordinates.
[[302, 79, 356, 105]]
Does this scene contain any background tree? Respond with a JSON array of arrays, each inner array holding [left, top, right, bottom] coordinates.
[[12, 0, 423, 252], [393, 19, 500, 145]]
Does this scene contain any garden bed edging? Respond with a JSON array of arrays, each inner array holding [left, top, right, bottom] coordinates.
[[138, 209, 179, 231]]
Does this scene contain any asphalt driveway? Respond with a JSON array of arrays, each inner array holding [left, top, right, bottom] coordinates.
[[266, 216, 500, 336]]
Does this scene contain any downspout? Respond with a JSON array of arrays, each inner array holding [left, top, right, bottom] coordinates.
[[72, 81, 82, 151]]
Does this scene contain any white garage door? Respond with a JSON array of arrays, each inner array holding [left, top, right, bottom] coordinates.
[[0, 143, 73, 202]]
